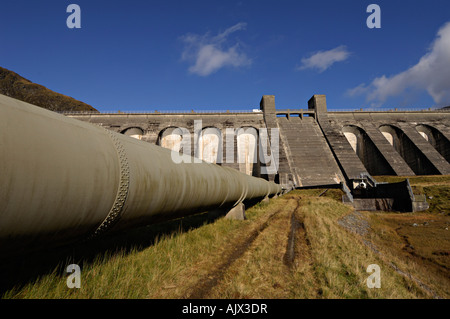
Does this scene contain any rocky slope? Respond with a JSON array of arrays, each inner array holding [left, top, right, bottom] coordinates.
[[0, 66, 98, 112]]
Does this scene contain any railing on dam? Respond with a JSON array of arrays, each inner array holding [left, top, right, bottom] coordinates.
[[58, 109, 261, 115], [277, 107, 449, 113], [58, 106, 449, 116], [327, 107, 450, 112]]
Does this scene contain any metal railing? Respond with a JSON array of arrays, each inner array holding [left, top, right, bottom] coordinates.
[[58, 106, 450, 115], [59, 109, 259, 115], [275, 109, 315, 113], [327, 107, 449, 112]]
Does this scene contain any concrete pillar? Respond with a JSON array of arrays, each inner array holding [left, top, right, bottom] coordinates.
[[260, 95, 276, 114], [208, 202, 246, 221], [225, 202, 246, 220], [308, 95, 328, 114], [260, 95, 279, 183]]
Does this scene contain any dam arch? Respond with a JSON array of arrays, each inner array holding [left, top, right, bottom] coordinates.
[[122, 127, 144, 140], [379, 124, 439, 175], [342, 125, 394, 175], [236, 126, 260, 177], [416, 124, 450, 163], [197, 126, 223, 164], [157, 126, 191, 154]]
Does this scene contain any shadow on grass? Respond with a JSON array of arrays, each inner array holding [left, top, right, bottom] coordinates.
[[0, 210, 219, 297]]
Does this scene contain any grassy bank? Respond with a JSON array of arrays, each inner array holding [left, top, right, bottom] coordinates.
[[1, 177, 449, 299]]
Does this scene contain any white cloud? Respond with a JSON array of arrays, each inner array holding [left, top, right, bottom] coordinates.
[[348, 21, 450, 107], [298, 45, 351, 72], [181, 23, 251, 76]]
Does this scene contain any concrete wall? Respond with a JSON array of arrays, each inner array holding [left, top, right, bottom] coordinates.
[[322, 110, 450, 176], [67, 112, 269, 178], [65, 95, 450, 189]]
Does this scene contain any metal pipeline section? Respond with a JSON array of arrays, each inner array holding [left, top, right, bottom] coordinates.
[[0, 94, 282, 255]]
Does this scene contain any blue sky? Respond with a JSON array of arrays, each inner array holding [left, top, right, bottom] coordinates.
[[1, 0, 450, 112]]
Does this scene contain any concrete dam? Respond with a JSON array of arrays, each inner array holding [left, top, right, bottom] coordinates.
[[65, 94, 450, 190]]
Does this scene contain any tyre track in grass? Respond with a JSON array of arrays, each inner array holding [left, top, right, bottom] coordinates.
[[283, 201, 301, 267], [283, 197, 324, 297], [186, 201, 294, 299]]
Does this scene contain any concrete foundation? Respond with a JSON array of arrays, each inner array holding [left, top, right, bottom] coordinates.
[[208, 202, 246, 220]]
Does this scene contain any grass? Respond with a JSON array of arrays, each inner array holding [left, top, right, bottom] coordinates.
[[1, 203, 275, 299], [365, 175, 450, 298], [1, 177, 449, 299]]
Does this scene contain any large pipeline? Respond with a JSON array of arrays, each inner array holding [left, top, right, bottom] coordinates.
[[0, 94, 282, 255]]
